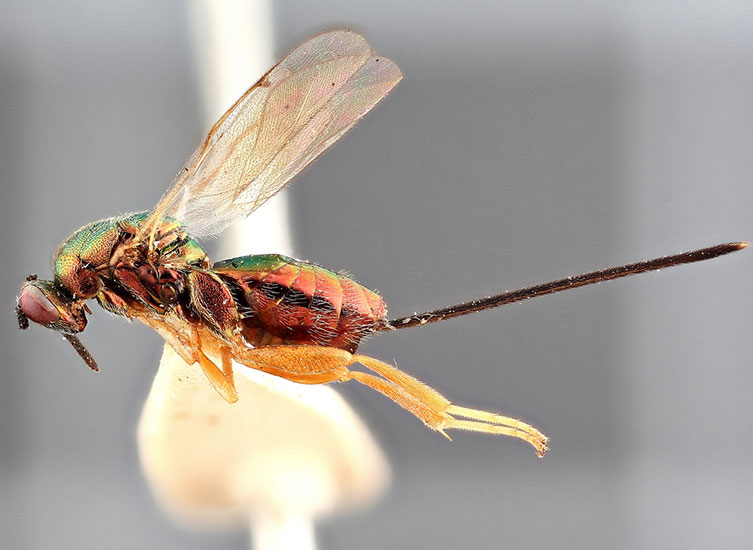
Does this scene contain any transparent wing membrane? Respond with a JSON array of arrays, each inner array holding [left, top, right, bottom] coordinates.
[[139, 30, 401, 243]]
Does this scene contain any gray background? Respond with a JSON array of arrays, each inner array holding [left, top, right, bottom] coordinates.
[[2, 1, 752, 548]]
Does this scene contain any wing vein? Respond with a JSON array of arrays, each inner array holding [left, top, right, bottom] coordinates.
[[135, 30, 402, 249]]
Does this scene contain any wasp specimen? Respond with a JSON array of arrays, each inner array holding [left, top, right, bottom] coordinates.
[[16, 30, 746, 456]]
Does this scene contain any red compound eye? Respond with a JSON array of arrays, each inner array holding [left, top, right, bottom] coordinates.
[[18, 283, 60, 326]]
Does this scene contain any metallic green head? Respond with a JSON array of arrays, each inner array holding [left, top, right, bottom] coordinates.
[[17, 212, 206, 372], [16, 214, 145, 371]]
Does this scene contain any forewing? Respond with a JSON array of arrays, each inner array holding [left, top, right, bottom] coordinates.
[[139, 30, 402, 243]]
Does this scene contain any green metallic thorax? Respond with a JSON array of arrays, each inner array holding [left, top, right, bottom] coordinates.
[[53, 212, 206, 296], [51, 213, 385, 353]]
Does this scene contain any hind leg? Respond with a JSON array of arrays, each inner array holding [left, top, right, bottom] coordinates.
[[352, 354, 548, 456], [237, 345, 548, 456]]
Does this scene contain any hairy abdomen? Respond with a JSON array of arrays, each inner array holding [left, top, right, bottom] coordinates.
[[213, 254, 386, 352]]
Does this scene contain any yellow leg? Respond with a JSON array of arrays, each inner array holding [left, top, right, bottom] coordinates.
[[345, 371, 450, 437], [235, 345, 548, 456], [353, 354, 548, 457], [196, 349, 238, 403], [193, 329, 238, 403], [140, 315, 239, 403], [221, 346, 235, 390]]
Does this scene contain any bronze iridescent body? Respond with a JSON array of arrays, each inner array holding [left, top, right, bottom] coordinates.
[[17, 31, 746, 456]]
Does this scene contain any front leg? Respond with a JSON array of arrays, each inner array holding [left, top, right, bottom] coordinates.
[[138, 314, 238, 403], [195, 344, 238, 404]]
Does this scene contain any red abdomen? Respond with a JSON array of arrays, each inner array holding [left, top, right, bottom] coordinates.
[[213, 254, 386, 352]]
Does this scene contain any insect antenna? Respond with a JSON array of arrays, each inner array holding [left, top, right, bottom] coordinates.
[[62, 334, 100, 372], [382, 241, 747, 331], [16, 302, 29, 330]]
